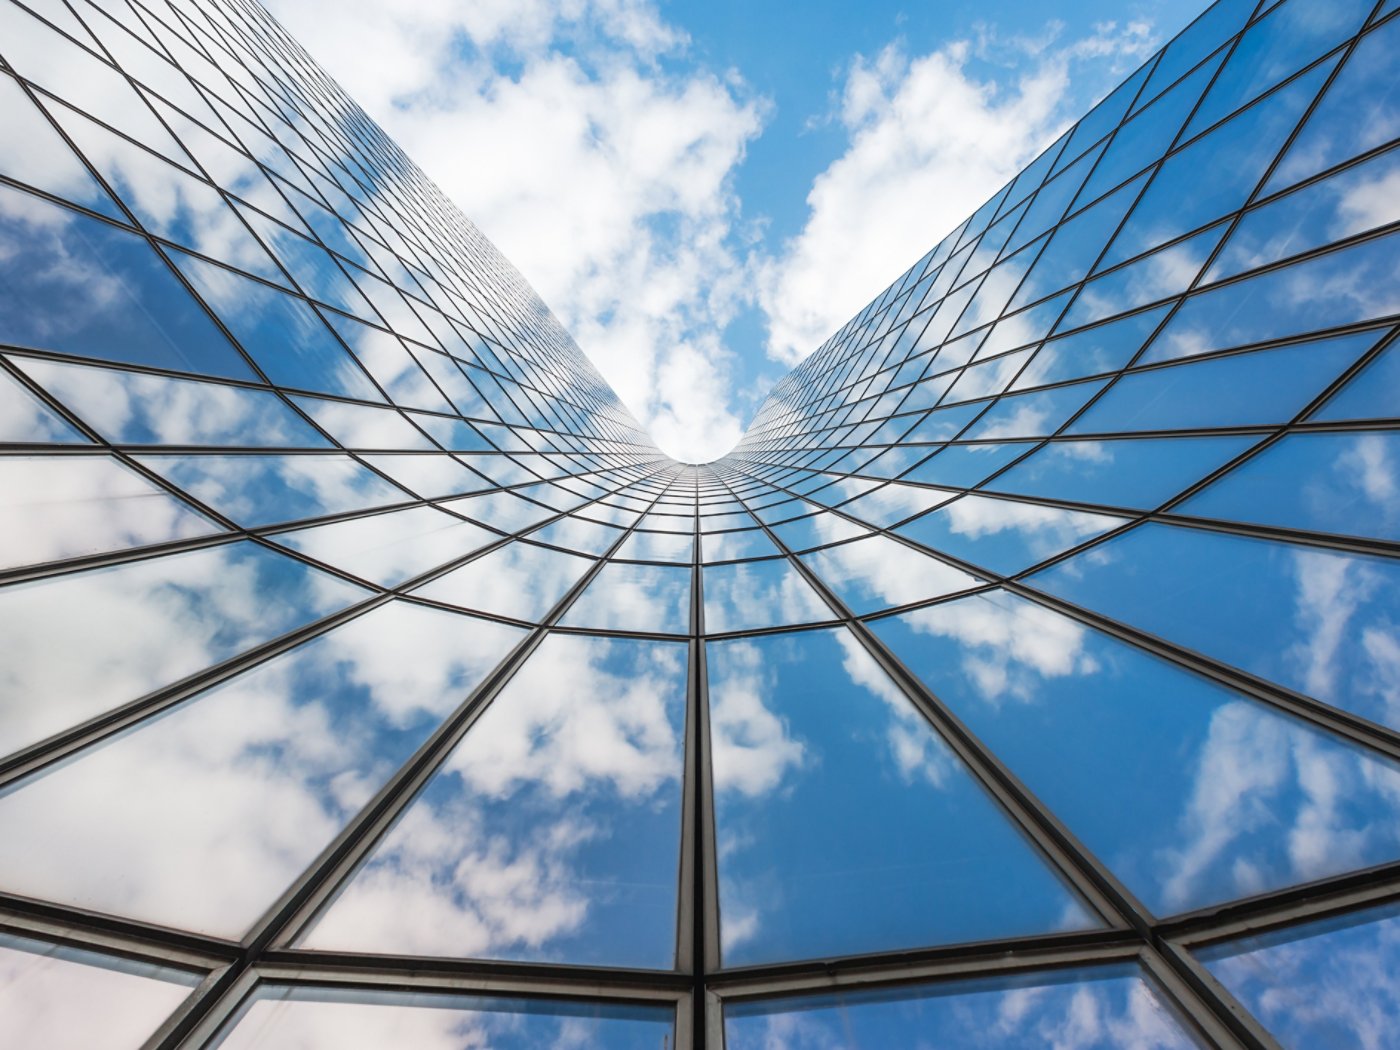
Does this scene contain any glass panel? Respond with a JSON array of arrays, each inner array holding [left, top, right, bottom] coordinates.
[[16, 357, 330, 447], [725, 964, 1200, 1048], [1148, 234, 1400, 362], [171, 252, 381, 400], [324, 313, 455, 412], [1064, 224, 1227, 329], [1031, 523, 1400, 731], [1267, 15, 1400, 191], [1199, 902, 1400, 1049], [562, 562, 690, 634], [0, 4, 191, 164], [767, 509, 870, 552], [0, 73, 121, 217], [290, 396, 435, 450], [897, 493, 1123, 576], [1103, 62, 1332, 270], [960, 379, 1109, 440], [0, 931, 196, 1050], [0, 540, 366, 757], [302, 635, 686, 969], [414, 541, 592, 621], [1179, 431, 1400, 541], [213, 986, 673, 1050], [987, 435, 1259, 509], [1068, 335, 1375, 433], [900, 441, 1035, 488], [708, 628, 1094, 966], [801, 534, 980, 614], [54, 103, 283, 281], [1312, 340, 1400, 422], [0, 601, 523, 934], [702, 558, 831, 633], [0, 365, 86, 442], [1084, 50, 1225, 204], [0, 183, 253, 379], [438, 490, 556, 532], [1184, 0, 1370, 139], [834, 480, 956, 528], [1137, 0, 1253, 109], [1208, 145, 1400, 283], [1010, 174, 1146, 309], [529, 514, 626, 557], [874, 589, 1400, 914], [1011, 306, 1170, 390], [701, 527, 780, 562], [614, 528, 693, 562], [273, 506, 495, 587], [359, 453, 490, 499], [137, 453, 409, 527], [0, 454, 219, 569]]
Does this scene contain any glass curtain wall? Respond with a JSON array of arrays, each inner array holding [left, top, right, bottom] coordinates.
[[0, 0, 1398, 1046]]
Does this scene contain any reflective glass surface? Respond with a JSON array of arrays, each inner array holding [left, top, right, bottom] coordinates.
[[1032, 524, 1400, 730], [0, 932, 196, 1050], [0, 542, 367, 754], [800, 534, 980, 613], [874, 589, 1400, 914], [702, 558, 832, 633], [304, 635, 685, 968], [0, 454, 219, 569], [1199, 903, 1400, 1049], [708, 628, 1094, 965], [213, 987, 674, 1050], [273, 505, 495, 586], [0, 601, 523, 934], [725, 965, 1199, 1048], [414, 542, 592, 621], [3, 0, 1397, 1034], [14, 358, 331, 448], [137, 453, 410, 527], [562, 562, 691, 634]]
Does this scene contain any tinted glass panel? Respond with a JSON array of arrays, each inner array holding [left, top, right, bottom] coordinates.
[[875, 589, 1400, 914], [709, 627, 1094, 965], [303, 635, 685, 968]]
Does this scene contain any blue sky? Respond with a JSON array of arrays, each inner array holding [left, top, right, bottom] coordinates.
[[267, 0, 1211, 461]]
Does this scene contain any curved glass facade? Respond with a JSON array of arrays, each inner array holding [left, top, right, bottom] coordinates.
[[0, 0, 1398, 1046]]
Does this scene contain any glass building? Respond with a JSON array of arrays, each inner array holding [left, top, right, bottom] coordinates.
[[0, 0, 1397, 1045]]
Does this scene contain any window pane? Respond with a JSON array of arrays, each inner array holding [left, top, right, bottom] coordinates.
[[1199, 903, 1400, 1049], [725, 964, 1199, 1049], [212, 987, 673, 1050], [0, 601, 522, 934], [708, 627, 1095, 966], [874, 588, 1400, 914], [415, 541, 592, 621], [302, 635, 686, 968], [0, 542, 366, 754], [1031, 523, 1400, 731], [562, 562, 691, 634], [0, 454, 219, 569], [702, 558, 831, 632], [0, 932, 196, 1050]]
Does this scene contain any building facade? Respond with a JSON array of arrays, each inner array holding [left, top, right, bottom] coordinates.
[[0, 0, 1398, 1046]]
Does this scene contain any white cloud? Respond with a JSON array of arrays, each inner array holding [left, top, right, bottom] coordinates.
[[758, 21, 1158, 367], [263, 2, 1164, 460], [263, 0, 763, 463]]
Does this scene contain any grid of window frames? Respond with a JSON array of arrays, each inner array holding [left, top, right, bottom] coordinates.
[[0, 0, 1398, 1046]]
